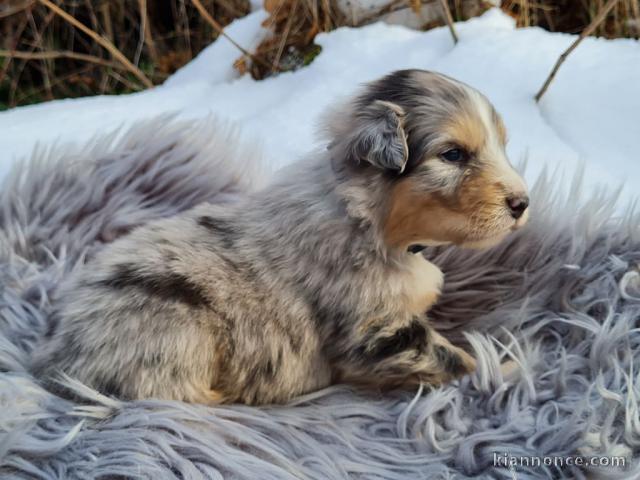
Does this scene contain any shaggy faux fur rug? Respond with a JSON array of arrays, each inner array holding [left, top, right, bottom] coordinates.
[[1, 118, 639, 480]]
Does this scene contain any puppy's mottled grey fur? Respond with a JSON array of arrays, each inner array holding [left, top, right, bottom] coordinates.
[[33, 70, 529, 405]]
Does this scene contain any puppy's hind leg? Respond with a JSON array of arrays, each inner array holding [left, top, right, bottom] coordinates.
[[416, 327, 477, 386], [337, 318, 476, 390]]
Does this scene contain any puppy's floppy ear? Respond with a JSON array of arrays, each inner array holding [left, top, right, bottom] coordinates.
[[346, 100, 409, 173]]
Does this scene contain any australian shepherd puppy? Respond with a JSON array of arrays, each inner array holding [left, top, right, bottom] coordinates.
[[33, 70, 529, 405]]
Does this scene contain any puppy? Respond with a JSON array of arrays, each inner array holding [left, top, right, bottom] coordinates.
[[32, 70, 529, 405]]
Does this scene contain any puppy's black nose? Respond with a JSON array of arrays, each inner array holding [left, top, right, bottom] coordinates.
[[506, 195, 529, 219]]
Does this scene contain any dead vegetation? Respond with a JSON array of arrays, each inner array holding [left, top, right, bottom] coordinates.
[[1, 0, 638, 109], [0, 0, 250, 108], [246, 0, 345, 78], [502, 0, 639, 38]]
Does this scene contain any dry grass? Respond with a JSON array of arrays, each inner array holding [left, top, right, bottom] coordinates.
[[247, 0, 491, 79], [0, 0, 249, 109], [249, 0, 639, 81], [502, 0, 640, 37], [1, 0, 638, 109]]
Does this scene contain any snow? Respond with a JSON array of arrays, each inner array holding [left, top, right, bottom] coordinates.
[[1, 8, 638, 204], [164, 10, 269, 87]]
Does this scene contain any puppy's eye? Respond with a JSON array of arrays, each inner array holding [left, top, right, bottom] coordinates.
[[440, 148, 467, 163]]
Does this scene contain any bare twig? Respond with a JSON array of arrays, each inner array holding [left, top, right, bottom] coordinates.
[[37, 0, 154, 88], [520, 0, 531, 27], [438, 0, 458, 43], [216, 0, 248, 17], [107, 69, 145, 92], [535, 0, 620, 101], [0, 49, 123, 69], [178, 0, 193, 57], [9, 9, 55, 106], [355, 0, 418, 26], [99, 2, 114, 42], [135, 0, 148, 65], [16, 64, 93, 104], [83, 0, 100, 34], [272, 0, 299, 71], [191, 0, 274, 70], [26, 10, 53, 100], [0, 12, 30, 88], [0, 0, 35, 19], [321, 0, 331, 30], [138, 0, 159, 66]]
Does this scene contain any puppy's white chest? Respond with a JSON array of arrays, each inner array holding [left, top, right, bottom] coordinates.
[[401, 255, 444, 315]]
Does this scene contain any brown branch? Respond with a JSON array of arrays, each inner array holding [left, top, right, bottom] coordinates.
[[37, 0, 153, 88], [321, 0, 332, 31], [438, 0, 458, 44], [26, 9, 53, 100], [9, 9, 56, 106], [191, 0, 274, 70], [0, 49, 122, 69], [0, 12, 30, 90], [0, 0, 35, 19], [216, 0, 248, 18], [99, 2, 114, 42], [178, 0, 193, 56], [354, 0, 420, 27], [107, 69, 145, 92], [272, 0, 298, 72], [535, 0, 620, 102], [138, 0, 159, 65], [15, 64, 93, 104]]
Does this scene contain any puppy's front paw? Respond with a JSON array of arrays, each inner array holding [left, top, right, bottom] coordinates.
[[406, 256, 444, 314], [415, 328, 477, 386], [434, 344, 477, 379], [422, 259, 444, 292]]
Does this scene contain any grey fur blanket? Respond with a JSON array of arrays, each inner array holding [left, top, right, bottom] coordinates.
[[1, 118, 639, 480]]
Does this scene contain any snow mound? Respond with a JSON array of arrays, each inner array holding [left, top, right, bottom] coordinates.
[[0, 8, 638, 204]]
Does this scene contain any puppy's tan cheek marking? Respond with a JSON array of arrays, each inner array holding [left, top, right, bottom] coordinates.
[[456, 168, 506, 223], [383, 177, 468, 249], [441, 107, 509, 221]]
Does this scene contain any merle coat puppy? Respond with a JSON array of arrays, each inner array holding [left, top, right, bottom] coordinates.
[[33, 70, 529, 405]]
